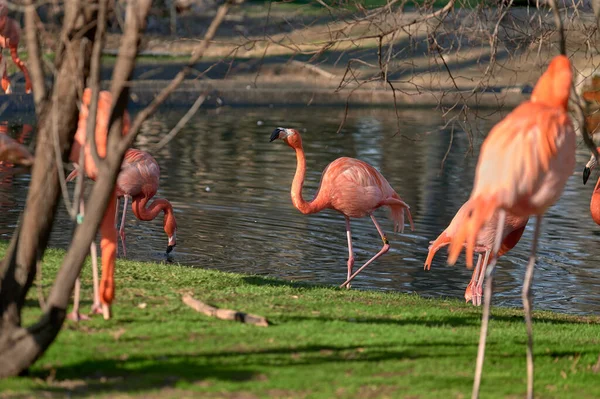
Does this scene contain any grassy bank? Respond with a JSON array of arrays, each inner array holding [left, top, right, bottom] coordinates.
[[0, 247, 599, 398]]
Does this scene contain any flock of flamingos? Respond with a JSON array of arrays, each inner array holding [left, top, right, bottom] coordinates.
[[0, 7, 598, 397]]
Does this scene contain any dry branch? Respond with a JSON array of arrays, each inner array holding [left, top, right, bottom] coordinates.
[[182, 294, 269, 327]]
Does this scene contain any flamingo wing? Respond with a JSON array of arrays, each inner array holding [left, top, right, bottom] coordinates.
[[471, 102, 574, 210]]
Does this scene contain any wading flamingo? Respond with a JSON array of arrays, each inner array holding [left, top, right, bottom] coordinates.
[[0, 2, 32, 94], [446, 55, 576, 399], [0, 125, 33, 166], [67, 148, 177, 257], [582, 149, 600, 225], [67, 88, 131, 321], [424, 200, 528, 305], [270, 127, 414, 288]]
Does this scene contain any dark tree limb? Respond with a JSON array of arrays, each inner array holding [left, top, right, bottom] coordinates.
[[182, 294, 269, 327]]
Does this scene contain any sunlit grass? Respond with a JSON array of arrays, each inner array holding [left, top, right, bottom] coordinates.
[[0, 244, 599, 398]]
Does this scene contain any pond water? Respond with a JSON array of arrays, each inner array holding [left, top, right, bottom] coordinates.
[[1, 106, 599, 315]]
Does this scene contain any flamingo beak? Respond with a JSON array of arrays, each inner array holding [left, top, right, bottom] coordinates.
[[584, 154, 598, 185], [270, 127, 284, 142], [166, 233, 176, 254], [583, 166, 591, 185]]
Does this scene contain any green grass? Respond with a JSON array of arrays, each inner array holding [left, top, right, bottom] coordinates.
[[0, 246, 599, 398]]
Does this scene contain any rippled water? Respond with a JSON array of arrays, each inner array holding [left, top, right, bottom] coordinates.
[[1, 106, 599, 314]]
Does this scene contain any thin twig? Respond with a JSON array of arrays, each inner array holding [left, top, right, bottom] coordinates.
[[154, 92, 209, 151]]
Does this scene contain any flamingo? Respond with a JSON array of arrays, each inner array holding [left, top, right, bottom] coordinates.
[[270, 127, 414, 288], [0, 2, 32, 94], [445, 55, 576, 399], [0, 125, 33, 166], [424, 200, 528, 305], [67, 88, 131, 321], [67, 148, 177, 257], [582, 149, 600, 225]]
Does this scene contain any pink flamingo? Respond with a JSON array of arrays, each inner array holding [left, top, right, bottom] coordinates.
[[583, 149, 600, 225], [446, 55, 576, 399], [270, 127, 414, 288], [424, 199, 528, 305], [0, 2, 32, 94], [67, 88, 130, 321], [67, 148, 177, 257], [0, 124, 33, 166]]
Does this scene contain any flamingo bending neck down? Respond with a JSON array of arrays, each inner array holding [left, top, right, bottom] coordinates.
[[424, 199, 528, 305], [583, 149, 600, 225], [270, 127, 414, 288], [67, 148, 177, 257]]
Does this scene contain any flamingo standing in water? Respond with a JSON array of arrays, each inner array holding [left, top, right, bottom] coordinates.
[[446, 55, 576, 399], [270, 127, 414, 288], [67, 148, 177, 257], [424, 200, 528, 305], [68, 88, 131, 321], [0, 124, 33, 166], [582, 149, 600, 225], [0, 2, 32, 94]]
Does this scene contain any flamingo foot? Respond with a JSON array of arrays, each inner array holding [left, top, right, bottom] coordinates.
[[473, 286, 483, 306], [67, 311, 91, 322], [90, 302, 103, 315], [4, 84, 12, 95], [102, 304, 112, 320]]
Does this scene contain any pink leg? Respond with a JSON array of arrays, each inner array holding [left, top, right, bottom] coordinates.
[[345, 216, 354, 290], [79, 199, 102, 316], [67, 277, 90, 321], [472, 210, 505, 399], [522, 216, 542, 399], [119, 196, 128, 258], [473, 250, 491, 307], [339, 214, 390, 288], [465, 254, 482, 304], [0, 53, 10, 94], [10, 47, 31, 94], [89, 240, 102, 314]]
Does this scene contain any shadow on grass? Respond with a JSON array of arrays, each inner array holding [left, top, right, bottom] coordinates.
[[241, 275, 600, 327]]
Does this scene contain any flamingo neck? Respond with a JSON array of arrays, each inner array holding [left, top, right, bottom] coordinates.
[[290, 145, 327, 215], [591, 179, 600, 225], [132, 196, 177, 236]]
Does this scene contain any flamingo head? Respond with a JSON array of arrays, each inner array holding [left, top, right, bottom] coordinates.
[[270, 127, 302, 149], [583, 148, 600, 185], [165, 214, 177, 254]]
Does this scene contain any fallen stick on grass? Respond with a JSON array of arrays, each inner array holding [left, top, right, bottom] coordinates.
[[182, 294, 269, 327]]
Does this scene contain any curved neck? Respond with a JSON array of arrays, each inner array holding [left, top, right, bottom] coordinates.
[[291, 146, 327, 215], [132, 196, 176, 229]]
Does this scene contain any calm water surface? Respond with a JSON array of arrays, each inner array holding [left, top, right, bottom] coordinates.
[[1, 106, 599, 314]]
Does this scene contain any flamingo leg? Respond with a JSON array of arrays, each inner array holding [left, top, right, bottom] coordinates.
[[10, 47, 31, 94], [0, 52, 10, 94], [77, 198, 102, 316], [339, 214, 390, 288], [344, 216, 354, 290], [465, 254, 483, 304], [119, 196, 129, 258], [522, 216, 541, 399], [99, 191, 118, 320], [67, 277, 90, 321], [473, 250, 491, 307], [472, 209, 505, 399]]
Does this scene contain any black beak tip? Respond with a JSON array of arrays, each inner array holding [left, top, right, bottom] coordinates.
[[166, 245, 175, 254], [270, 128, 282, 142], [583, 167, 591, 185]]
